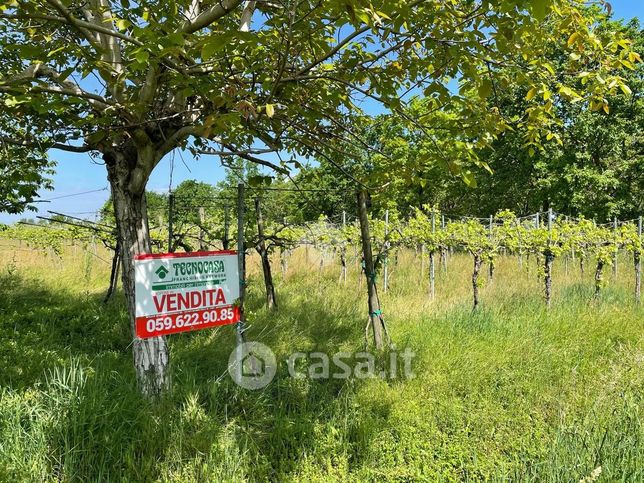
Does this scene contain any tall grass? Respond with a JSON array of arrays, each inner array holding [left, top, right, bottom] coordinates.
[[0, 243, 642, 481]]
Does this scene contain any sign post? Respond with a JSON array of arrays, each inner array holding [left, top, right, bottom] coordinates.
[[134, 250, 240, 339]]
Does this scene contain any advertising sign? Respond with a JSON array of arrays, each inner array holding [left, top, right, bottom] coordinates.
[[134, 251, 240, 338]]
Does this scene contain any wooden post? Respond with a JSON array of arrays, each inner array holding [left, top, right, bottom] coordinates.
[[167, 192, 174, 253], [488, 215, 494, 281], [255, 197, 277, 309], [440, 213, 447, 272], [357, 190, 386, 349], [198, 207, 207, 251], [613, 217, 618, 278], [383, 209, 389, 293], [472, 252, 483, 310], [636, 216, 642, 303], [429, 212, 435, 299], [236, 183, 246, 345], [517, 219, 523, 269], [420, 243, 425, 279], [103, 240, 121, 303], [545, 208, 554, 308], [341, 211, 347, 284]]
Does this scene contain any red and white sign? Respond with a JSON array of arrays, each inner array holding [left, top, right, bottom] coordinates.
[[134, 251, 240, 338]]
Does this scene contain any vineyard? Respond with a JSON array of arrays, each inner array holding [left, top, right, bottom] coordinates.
[[4, 204, 642, 316]]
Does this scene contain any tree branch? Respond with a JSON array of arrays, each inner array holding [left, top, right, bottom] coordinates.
[[180, 0, 244, 34], [239, 1, 256, 31], [1, 63, 113, 109], [0, 135, 91, 153], [198, 143, 289, 174], [0, 13, 143, 47]]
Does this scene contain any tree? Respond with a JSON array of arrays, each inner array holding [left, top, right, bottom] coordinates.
[[1, 0, 637, 395], [0, 146, 53, 213]]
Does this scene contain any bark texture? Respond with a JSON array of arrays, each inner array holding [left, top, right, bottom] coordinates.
[[634, 251, 641, 303], [255, 197, 277, 309], [544, 250, 554, 308], [357, 190, 386, 349], [472, 253, 483, 310], [594, 260, 604, 299], [106, 148, 169, 397]]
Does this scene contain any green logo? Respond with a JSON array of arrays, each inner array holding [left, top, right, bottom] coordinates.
[[155, 266, 169, 280]]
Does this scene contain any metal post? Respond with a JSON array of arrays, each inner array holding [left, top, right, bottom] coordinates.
[[383, 209, 389, 293], [236, 183, 246, 345], [341, 211, 347, 283]]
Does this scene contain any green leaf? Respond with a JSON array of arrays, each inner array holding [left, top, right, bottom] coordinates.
[[526, 87, 538, 101], [479, 79, 493, 99], [463, 172, 477, 188], [201, 40, 225, 60]]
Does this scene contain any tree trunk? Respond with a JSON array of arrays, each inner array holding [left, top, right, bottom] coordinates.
[[488, 258, 495, 281], [594, 260, 604, 299], [580, 252, 585, 275], [472, 252, 483, 310], [420, 244, 426, 280], [103, 241, 120, 303], [357, 190, 386, 349], [106, 153, 169, 397], [255, 198, 277, 309], [281, 248, 289, 279], [544, 250, 554, 308], [634, 251, 641, 303], [440, 247, 447, 273]]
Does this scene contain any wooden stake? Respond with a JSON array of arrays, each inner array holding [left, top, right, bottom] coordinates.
[[636, 216, 642, 303], [613, 217, 618, 278], [341, 211, 347, 284]]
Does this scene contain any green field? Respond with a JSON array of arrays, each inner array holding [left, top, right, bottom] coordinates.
[[1, 246, 642, 481]]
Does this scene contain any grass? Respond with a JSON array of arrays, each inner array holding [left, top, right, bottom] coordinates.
[[0, 243, 642, 481]]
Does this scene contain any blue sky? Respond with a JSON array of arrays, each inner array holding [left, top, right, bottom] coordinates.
[[2, 0, 642, 224]]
